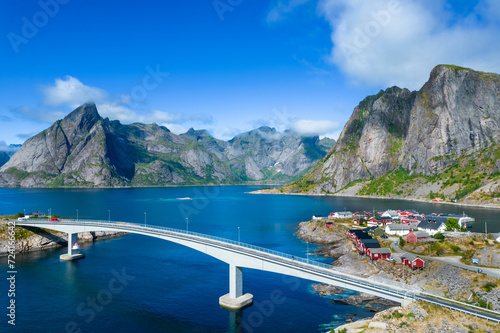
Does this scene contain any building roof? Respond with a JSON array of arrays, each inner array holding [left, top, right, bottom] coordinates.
[[352, 230, 372, 239], [401, 253, 422, 262], [335, 211, 353, 215], [387, 224, 411, 231], [418, 219, 446, 230], [364, 226, 379, 231], [28, 211, 45, 215], [368, 248, 392, 254], [359, 239, 380, 248], [413, 231, 430, 238]]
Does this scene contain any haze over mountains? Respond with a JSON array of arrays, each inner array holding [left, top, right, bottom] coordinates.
[[283, 65, 500, 204], [0, 104, 334, 187]]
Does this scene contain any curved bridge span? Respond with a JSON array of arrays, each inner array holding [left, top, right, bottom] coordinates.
[[17, 219, 408, 305], [15, 219, 500, 322]]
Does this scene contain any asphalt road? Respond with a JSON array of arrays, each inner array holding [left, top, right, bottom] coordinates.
[[390, 239, 500, 279]]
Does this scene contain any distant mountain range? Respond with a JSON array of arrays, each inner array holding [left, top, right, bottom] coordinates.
[[282, 65, 500, 205], [0, 144, 21, 167], [0, 104, 334, 187]]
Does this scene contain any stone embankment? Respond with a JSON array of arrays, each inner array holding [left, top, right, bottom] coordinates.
[[0, 223, 126, 256], [333, 300, 499, 333]]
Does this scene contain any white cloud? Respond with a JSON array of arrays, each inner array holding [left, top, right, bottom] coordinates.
[[290, 119, 341, 136], [35, 76, 215, 132], [267, 0, 313, 23], [42, 76, 108, 107], [0, 140, 20, 152], [158, 123, 189, 135], [319, 0, 500, 89]]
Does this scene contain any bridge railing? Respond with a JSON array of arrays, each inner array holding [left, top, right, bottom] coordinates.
[[18, 219, 394, 286], [15, 218, 500, 322], [56, 218, 337, 269], [17, 218, 415, 297]]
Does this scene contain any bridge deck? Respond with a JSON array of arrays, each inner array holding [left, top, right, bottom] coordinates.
[[14, 219, 500, 323]]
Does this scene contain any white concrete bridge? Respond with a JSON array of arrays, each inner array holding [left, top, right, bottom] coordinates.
[[14, 219, 500, 322], [17, 218, 412, 309]]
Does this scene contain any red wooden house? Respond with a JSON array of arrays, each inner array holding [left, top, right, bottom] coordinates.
[[406, 231, 430, 243], [367, 217, 392, 227], [401, 253, 425, 269], [366, 247, 392, 260], [357, 238, 380, 254]]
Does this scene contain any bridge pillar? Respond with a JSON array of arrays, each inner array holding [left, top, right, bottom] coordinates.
[[219, 264, 253, 310], [60, 233, 85, 261]]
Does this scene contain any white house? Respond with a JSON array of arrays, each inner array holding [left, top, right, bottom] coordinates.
[[25, 211, 46, 218], [417, 218, 447, 236], [385, 224, 412, 236], [381, 210, 399, 220], [329, 211, 353, 219]]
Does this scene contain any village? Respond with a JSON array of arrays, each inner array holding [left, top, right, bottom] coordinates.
[[312, 209, 484, 271]]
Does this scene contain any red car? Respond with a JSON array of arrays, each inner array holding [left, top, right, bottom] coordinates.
[[51, 218, 59, 221]]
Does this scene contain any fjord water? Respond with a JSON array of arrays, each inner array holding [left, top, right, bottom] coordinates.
[[1, 186, 498, 333]]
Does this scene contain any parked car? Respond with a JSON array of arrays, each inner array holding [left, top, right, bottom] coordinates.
[[51, 218, 59, 222]]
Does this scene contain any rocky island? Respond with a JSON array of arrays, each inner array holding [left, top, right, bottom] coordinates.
[[0, 218, 126, 256]]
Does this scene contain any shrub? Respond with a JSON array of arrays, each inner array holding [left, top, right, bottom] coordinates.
[[392, 310, 404, 319], [434, 233, 445, 240], [484, 282, 497, 292]]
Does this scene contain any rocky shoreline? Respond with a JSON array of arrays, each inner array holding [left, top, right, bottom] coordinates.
[[295, 220, 500, 332], [251, 188, 500, 209], [0, 223, 126, 256]]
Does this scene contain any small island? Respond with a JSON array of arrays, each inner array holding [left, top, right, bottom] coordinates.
[[0, 212, 126, 256]]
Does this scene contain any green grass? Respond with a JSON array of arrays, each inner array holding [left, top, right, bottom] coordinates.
[[357, 167, 425, 196]]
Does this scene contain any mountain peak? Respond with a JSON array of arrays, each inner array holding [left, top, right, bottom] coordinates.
[[62, 103, 102, 134], [63, 103, 100, 122]]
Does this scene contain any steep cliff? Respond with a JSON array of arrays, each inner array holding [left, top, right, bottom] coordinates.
[[284, 65, 500, 203], [0, 104, 334, 187]]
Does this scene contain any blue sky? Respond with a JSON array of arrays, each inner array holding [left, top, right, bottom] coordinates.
[[1, 0, 500, 146]]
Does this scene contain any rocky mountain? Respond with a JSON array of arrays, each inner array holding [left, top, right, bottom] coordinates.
[[0, 152, 9, 167], [0, 144, 21, 167], [0, 104, 334, 187], [283, 65, 500, 204]]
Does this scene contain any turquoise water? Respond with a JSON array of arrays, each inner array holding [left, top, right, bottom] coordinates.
[[0, 186, 498, 332]]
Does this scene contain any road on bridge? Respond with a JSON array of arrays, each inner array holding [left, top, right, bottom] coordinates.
[[15, 219, 500, 323]]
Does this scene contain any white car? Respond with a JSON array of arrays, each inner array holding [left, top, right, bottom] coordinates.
[[17, 217, 27, 221]]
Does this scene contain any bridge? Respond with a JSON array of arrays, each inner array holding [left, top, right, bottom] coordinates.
[[15, 219, 500, 322]]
